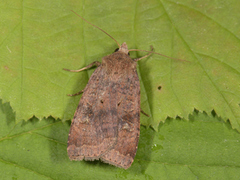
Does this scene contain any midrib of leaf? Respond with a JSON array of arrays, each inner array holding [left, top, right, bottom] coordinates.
[[162, 0, 238, 122], [20, 2, 24, 115]]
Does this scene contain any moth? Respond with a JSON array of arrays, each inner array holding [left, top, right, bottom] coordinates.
[[65, 10, 181, 169]]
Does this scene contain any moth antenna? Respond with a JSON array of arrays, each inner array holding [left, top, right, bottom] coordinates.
[[71, 10, 121, 49], [129, 49, 189, 62]]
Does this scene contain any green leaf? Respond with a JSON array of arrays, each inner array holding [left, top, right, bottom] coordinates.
[[1, 100, 240, 179], [0, 0, 240, 131]]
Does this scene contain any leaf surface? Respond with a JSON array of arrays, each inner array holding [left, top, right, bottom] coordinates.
[[1, 101, 240, 179], [0, 0, 240, 131]]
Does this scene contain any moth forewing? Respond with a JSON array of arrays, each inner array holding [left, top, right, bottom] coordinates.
[[67, 44, 141, 169]]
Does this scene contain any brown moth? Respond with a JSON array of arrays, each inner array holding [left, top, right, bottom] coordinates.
[[66, 42, 145, 169], [66, 10, 182, 169]]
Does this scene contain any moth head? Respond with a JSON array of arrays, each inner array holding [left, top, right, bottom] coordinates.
[[115, 42, 130, 56], [118, 42, 129, 55]]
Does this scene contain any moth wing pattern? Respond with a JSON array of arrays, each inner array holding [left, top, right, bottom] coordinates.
[[100, 54, 140, 169], [67, 65, 119, 161], [67, 51, 140, 169]]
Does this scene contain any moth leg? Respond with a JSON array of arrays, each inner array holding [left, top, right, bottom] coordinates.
[[64, 61, 101, 96], [63, 61, 101, 72], [141, 109, 150, 117], [67, 89, 84, 96], [133, 46, 154, 62]]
